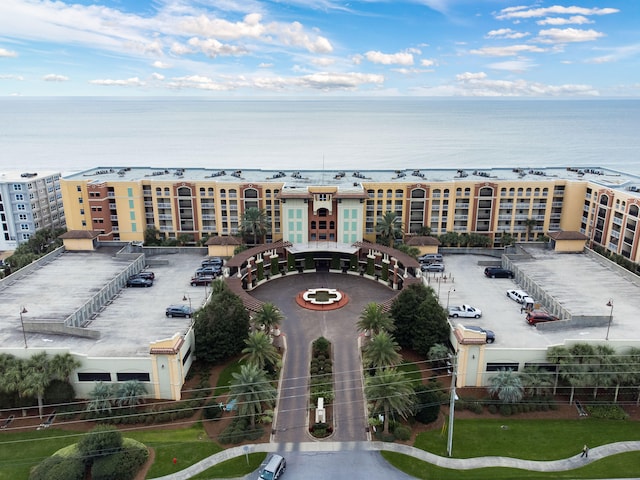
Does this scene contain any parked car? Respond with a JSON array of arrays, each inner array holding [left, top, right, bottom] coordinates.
[[421, 262, 445, 272], [418, 253, 443, 264], [195, 265, 221, 277], [465, 325, 496, 344], [484, 267, 514, 278], [506, 289, 532, 304], [448, 304, 482, 318], [165, 305, 195, 318], [190, 275, 215, 286], [126, 276, 153, 288], [132, 271, 155, 280], [526, 311, 560, 325], [201, 257, 224, 268]]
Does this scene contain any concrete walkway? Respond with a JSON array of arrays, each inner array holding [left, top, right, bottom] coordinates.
[[149, 440, 640, 479]]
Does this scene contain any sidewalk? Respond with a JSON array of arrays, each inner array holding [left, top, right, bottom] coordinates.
[[149, 440, 640, 479]]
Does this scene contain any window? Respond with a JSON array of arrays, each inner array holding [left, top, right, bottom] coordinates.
[[116, 372, 150, 382], [78, 372, 111, 382]]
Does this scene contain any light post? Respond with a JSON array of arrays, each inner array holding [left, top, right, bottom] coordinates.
[[19, 306, 28, 348], [446, 287, 456, 310], [606, 299, 613, 341]]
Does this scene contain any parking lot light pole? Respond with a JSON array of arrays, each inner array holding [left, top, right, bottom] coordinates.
[[606, 299, 613, 341], [19, 306, 28, 348]]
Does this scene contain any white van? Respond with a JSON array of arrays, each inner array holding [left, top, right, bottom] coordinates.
[[258, 453, 286, 480]]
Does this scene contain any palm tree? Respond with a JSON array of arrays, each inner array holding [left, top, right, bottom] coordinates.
[[242, 331, 280, 371], [229, 364, 276, 428], [365, 367, 416, 434], [488, 369, 524, 404], [357, 302, 395, 337], [376, 211, 403, 247], [240, 207, 270, 246], [519, 366, 553, 398], [87, 382, 114, 416], [115, 380, 147, 407], [362, 331, 402, 371], [252, 302, 284, 334]]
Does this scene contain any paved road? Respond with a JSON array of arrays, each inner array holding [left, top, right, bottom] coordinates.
[[251, 272, 397, 443]]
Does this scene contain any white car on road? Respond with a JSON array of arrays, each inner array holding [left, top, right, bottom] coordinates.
[[448, 304, 482, 318]]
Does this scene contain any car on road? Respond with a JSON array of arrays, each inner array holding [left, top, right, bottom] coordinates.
[[506, 289, 532, 304], [190, 275, 215, 286], [165, 305, 195, 318], [126, 276, 153, 288], [526, 311, 560, 325], [421, 262, 445, 272], [465, 325, 496, 344], [448, 304, 482, 318], [484, 267, 514, 278]]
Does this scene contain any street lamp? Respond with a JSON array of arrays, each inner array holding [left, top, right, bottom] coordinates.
[[446, 288, 456, 310], [19, 306, 28, 349], [606, 299, 613, 341]]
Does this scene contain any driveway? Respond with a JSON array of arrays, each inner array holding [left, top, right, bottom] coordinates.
[[251, 272, 397, 443]]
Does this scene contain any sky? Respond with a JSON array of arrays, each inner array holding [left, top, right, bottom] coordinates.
[[1, 0, 639, 97]]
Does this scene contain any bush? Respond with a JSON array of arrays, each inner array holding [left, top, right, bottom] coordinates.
[[29, 455, 84, 480], [91, 439, 148, 480], [393, 425, 411, 441]]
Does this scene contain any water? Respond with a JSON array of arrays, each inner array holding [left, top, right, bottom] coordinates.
[[1, 97, 638, 175]]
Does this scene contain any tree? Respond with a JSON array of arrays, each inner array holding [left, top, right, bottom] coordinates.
[[519, 366, 553, 398], [194, 286, 251, 365], [87, 382, 114, 416], [242, 331, 280, 372], [376, 211, 403, 247], [357, 302, 395, 337], [240, 207, 270, 246], [115, 380, 147, 407], [229, 363, 276, 428], [488, 369, 524, 404], [365, 367, 416, 435], [362, 331, 402, 371], [251, 302, 284, 334]]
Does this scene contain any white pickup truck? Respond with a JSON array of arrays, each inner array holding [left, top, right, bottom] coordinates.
[[448, 304, 482, 318]]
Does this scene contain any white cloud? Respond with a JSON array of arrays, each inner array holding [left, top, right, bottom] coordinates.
[[537, 16, 592, 26], [469, 44, 546, 57], [486, 28, 529, 40], [496, 6, 619, 21], [364, 51, 414, 66], [89, 77, 145, 87], [152, 60, 171, 69], [187, 37, 249, 58], [454, 71, 599, 96], [43, 74, 69, 82], [537, 28, 604, 44], [0, 47, 18, 58]]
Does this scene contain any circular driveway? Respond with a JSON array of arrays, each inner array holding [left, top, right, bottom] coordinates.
[[251, 272, 397, 443]]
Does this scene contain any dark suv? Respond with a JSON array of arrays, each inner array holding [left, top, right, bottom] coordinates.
[[484, 267, 514, 278]]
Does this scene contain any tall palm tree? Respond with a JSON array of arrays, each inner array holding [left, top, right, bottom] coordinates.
[[376, 211, 403, 247], [87, 382, 114, 416], [363, 331, 402, 371], [242, 331, 280, 371], [357, 302, 395, 337], [365, 367, 416, 435], [229, 364, 276, 428], [488, 369, 524, 404], [519, 366, 553, 398], [240, 207, 270, 246], [115, 380, 147, 407], [252, 302, 284, 334]]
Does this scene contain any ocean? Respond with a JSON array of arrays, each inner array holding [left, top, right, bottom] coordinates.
[[1, 97, 639, 176]]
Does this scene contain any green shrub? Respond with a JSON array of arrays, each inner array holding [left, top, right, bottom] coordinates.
[[29, 455, 84, 480], [499, 404, 512, 416], [393, 425, 411, 441]]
